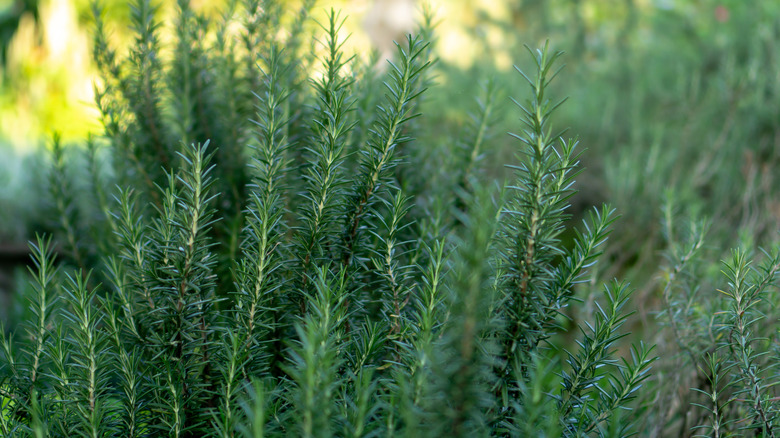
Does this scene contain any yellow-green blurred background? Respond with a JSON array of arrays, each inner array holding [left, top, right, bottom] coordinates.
[[3, 0, 751, 147], [2, 0, 521, 147]]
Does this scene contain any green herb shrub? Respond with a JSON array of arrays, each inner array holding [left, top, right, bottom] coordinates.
[[639, 206, 780, 438], [416, 4, 780, 435], [0, 1, 655, 436]]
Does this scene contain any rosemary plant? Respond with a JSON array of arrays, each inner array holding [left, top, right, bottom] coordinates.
[[648, 199, 780, 438], [0, 1, 657, 436]]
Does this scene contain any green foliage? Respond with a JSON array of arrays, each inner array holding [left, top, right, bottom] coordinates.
[[649, 200, 780, 437], [0, 1, 657, 436], [2, 1, 780, 437], [418, 5, 780, 434]]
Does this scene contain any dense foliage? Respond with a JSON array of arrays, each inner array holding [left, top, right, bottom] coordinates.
[[1, 1, 779, 437], [0, 0, 657, 435]]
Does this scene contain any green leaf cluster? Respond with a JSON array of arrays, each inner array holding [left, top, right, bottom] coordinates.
[[0, 1, 654, 436]]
